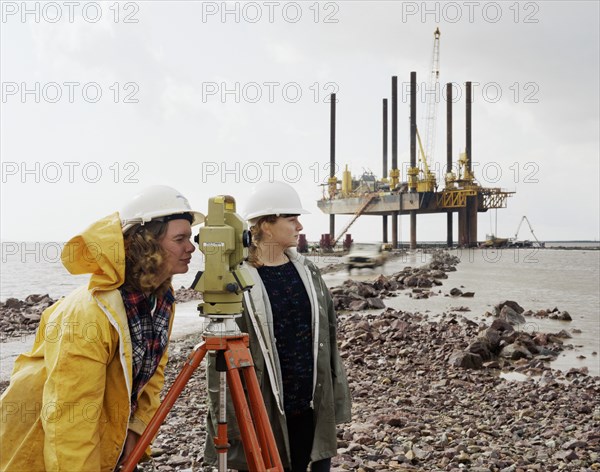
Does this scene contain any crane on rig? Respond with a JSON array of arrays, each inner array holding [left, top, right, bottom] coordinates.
[[414, 27, 441, 193], [424, 27, 441, 170], [510, 216, 545, 248]]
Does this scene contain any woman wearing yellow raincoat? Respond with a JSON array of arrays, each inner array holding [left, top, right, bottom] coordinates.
[[0, 185, 203, 471]]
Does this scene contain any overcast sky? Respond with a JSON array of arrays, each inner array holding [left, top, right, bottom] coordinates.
[[1, 0, 599, 245]]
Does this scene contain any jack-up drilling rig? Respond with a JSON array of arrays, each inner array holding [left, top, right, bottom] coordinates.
[[318, 28, 514, 249]]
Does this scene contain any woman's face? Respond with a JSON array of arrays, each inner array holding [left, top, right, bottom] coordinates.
[[159, 219, 195, 278], [264, 215, 303, 249]]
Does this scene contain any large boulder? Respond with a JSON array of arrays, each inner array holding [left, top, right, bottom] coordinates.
[[356, 283, 379, 298], [3, 298, 23, 309], [499, 305, 526, 325], [416, 277, 433, 288], [403, 275, 419, 287], [466, 338, 493, 361], [348, 300, 369, 311], [483, 328, 502, 353], [494, 300, 525, 316], [333, 295, 353, 310], [367, 297, 385, 309], [499, 342, 532, 360], [517, 335, 541, 355], [489, 318, 515, 333], [25, 294, 51, 305], [449, 351, 483, 369]]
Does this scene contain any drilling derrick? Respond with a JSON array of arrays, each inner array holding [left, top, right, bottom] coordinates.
[[411, 27, 441, 193], [425, 27, 441, 168]]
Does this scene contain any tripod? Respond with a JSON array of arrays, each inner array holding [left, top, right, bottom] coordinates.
[[120, 318, 284, 472]]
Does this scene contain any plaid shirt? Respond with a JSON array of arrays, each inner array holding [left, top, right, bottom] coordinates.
[[119, 287, 174, 414]]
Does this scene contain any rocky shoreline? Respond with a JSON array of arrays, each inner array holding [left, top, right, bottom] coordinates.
[[0, 293, 56, 342], [1, 251, 599, 470], [133, 309, 599, 471]]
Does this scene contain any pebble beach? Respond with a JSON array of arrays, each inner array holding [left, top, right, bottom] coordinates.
[[1, 251, 599, 471]]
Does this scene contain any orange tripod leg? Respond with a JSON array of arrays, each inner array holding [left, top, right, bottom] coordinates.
[[225, 338, 284, 472], [119, 341, 209, 472], [227, 363, 267, 471], [243, 366, 284, 471]]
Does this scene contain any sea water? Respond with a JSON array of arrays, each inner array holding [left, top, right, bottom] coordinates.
[[1, 243, 599, 376]]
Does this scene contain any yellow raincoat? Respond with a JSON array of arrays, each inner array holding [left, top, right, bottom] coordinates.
[[0, 213, 174, 471]]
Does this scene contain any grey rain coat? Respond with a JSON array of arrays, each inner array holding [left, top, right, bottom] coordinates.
[[204, 249, 352, 469]]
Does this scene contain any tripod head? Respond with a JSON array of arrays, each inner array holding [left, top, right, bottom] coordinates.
[[192, 195, 254, 333]]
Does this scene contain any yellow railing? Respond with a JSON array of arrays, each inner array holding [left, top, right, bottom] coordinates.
[[436, 189, 477, 208]]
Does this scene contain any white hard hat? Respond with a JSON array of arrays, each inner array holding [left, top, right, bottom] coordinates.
[[242, 181, 310, 225], [120, 185, 204, 232]]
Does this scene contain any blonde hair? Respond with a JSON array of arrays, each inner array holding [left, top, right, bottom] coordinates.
[[121, 220, 171, 295], [247, 215, 279, 268]]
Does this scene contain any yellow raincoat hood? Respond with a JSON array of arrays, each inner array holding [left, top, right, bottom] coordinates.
[[61, 212, 125, 293]]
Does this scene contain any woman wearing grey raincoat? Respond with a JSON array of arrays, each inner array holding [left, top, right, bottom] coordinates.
[[204, 181, 351, 472]]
